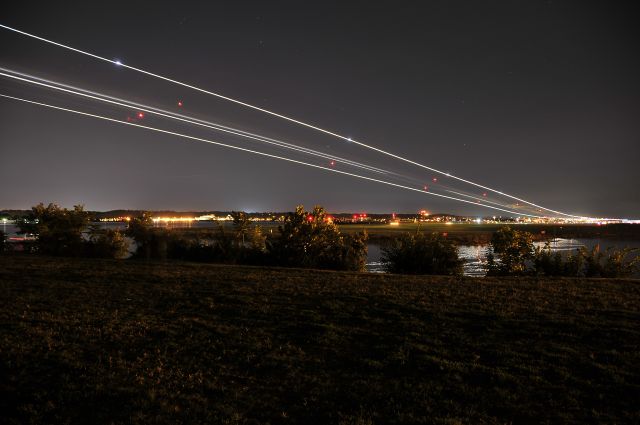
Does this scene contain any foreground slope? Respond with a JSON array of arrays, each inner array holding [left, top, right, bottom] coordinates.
[[1, 256, 639, 424]]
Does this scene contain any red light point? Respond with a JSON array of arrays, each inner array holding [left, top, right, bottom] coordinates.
[[329, 160, 335, 167], [423, 185, 428, 191], [177, 101, 183, 107], [137, 112, 144, 119], [482, 192, 487, 197], [432, 177, 438, 183]]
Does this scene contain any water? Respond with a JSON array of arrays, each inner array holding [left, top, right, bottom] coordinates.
[[366, 239, 640, 276], [365, 243, 493, 276]]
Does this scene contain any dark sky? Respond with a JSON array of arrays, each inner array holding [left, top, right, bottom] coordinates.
[[1, 1, 639, 217]]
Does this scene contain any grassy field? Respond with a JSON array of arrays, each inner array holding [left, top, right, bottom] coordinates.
[[1, 256, 639, 424], [149, 222, 640, 245], [336, 222, 640, 243]]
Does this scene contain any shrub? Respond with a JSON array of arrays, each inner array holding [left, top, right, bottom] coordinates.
[[270, 205, 368, 271], [125, 213, 173, 260], [84, 225, 130, 259], [382, 232, 462, 275], [533, 242, 583, 277], [581, 245, 638, 278], [533, 242, 637, 278], [486, 227, 534, 276], [168, 224, 269, 265]]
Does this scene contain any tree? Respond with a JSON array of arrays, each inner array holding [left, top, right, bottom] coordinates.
[[248, 225, 266, 251], [382, 232, 463, 275], [271, 205, 367, 271], [16, 203, 90, 256], [125, 212, 160, 259], [486, 226, 534, 276], [231, 211, 251, 245]]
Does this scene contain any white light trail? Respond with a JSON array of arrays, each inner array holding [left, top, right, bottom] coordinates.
[[0, 23, 589, 219], [0, 68, 390, 176], [0, 69, 550, 215], [443, 189, 520, 210], [0, 92, 547, 218]]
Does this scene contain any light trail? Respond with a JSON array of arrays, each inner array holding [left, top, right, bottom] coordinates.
[[0, 68, 390, 176], [0, 69, 548, 215], [443, 189, 524, 211], [0, 23, 590, 219], [0, 92, 547, 218]]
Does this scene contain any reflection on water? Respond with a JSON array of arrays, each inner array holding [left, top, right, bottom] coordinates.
[[366, 244, 386, 273], [457, 244, 492, 277], [366, 238, 640, 276]]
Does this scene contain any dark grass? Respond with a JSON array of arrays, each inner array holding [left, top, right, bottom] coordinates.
[[336, 222, 640, 244], [1, 255, 639, 424], [159, 223, 640, 245]]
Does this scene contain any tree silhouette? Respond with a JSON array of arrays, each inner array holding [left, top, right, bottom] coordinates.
[[16, 203, 90, 256]]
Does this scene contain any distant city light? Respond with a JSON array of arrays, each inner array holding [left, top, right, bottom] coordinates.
[[151, 217, 195, 223]]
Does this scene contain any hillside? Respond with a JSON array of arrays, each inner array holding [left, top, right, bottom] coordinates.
[[1, 256, 639, 423]]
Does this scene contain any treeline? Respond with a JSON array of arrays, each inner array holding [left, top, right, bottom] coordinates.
[[126, 206, 367, 271], [5, 203, 368, 272], [3, 203, 637, 277]]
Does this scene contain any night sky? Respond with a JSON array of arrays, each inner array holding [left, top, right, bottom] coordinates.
[[1, 1, 638, 217]]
